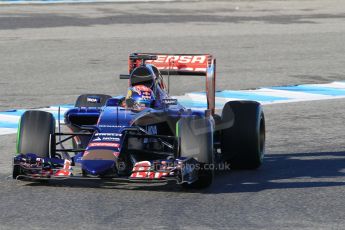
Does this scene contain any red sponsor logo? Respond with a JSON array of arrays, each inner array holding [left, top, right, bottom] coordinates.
[[146, 55, 207, 64], [133, 85, 151, 92], [130, 161, 168, 179], [88, 142, 120, 148], [130, 171, 168, 179], [132, 54, 211, 73], [54, 159, 72, 177], [155, 66, 207, 72]]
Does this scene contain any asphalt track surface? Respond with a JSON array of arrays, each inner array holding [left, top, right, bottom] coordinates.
[[1, 0, 345, 229]]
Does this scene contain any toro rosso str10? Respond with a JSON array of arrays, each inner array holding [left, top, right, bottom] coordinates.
[[13, 53, 265, 189]]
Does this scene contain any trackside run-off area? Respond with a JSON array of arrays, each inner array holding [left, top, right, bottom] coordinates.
[[1, 0, 345, 229]]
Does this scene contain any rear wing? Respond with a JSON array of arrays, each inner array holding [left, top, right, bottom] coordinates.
[[128, 53, 216, 115]]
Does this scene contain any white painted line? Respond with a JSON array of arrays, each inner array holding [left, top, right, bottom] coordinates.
[[247, 88, 331, 100], [309, 81, 345, 89], [0, 114, 21, 123], [0, 128, 18, 135]]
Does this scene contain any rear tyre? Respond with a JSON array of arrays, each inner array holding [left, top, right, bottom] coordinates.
[[220, 101, 265, 169], [16, 110, 56, 158], [178, 116, 214, 189]]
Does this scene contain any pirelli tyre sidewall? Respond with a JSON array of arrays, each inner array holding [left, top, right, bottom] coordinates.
[[16, 110, 56, 158], [177, 116, 214, 189], [220, 100, 265, 170]]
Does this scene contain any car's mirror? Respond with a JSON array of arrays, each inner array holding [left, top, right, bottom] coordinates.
[[119, 74, 130, 79]]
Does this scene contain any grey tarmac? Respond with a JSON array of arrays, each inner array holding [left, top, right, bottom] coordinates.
[[1, 0, 345, 229]]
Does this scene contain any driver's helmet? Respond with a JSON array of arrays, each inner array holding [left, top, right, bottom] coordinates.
[[125, 85, 155, 111]]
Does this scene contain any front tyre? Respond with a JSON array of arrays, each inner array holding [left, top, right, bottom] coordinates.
[[177, 116, 214, 189], [16, 110, 56, 158], [14, 111, 56, 179]]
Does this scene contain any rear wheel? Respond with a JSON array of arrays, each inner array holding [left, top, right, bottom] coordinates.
[[178, 116, 214, 189], [220, 101, 265, 169]]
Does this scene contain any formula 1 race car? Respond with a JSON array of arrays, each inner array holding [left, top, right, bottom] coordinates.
[[13, 53, 265, 189]]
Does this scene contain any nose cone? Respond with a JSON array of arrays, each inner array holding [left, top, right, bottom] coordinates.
[[82, 160, 115, 175], [82, 149, 117, 176]]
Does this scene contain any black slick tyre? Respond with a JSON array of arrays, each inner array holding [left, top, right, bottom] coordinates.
[[177, 116, 214, 189], [220, 101, 265, 169], [16, 110, 56, 158]]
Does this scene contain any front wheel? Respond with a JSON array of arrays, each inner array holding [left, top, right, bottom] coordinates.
[[14, 110, 56, 179], [177, 116, 214, 189], [16, 110, 56, 158], [12, 164, 21, 179]]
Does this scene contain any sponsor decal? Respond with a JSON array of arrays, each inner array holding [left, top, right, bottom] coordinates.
[[54, 159, 72, 177], [146, 55, 207, 64], [155, 66, 207, 72], [93, 137, 102, 141], [162, 98, 178, 105], [130, 171, 168, 179], [144, 55, 209, 72], [88, 142, 120, 148], [93, 136, 119, 142], [86, 96, 101, 103], [101, 137, 120, 141], [133, 85, 151, 93], [98, 125, 125, 128], [130, 161, 168, 179], [95, 133, 122, 137]]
